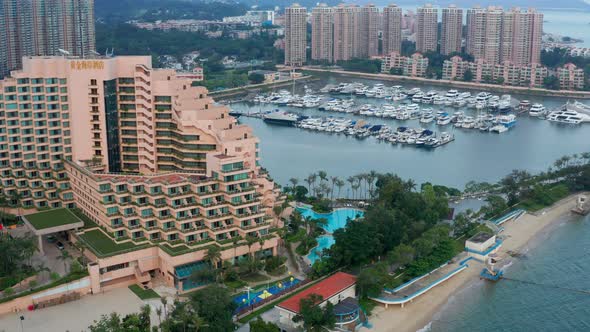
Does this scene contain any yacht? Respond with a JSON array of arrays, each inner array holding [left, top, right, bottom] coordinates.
[[263, 111, 299, 126], [476, 92, 492, 103], [518, 100, 531, 112], [529, 103, 546, 117], [433, 95, 446, 105], [421, 91, 437, 104], [420, 112, 435, 123], [406, 103, 420, 112], [459, 92, 472, 99], [436, 114, 452, 125], [490, 124, 508, 133], [498, 114, 517, 128], [412, 92, 424, 103], [406, 88, 422, 96], [445, 89, 460, 99], [461, 116, 476, 128], [546, 110, 587, 124]]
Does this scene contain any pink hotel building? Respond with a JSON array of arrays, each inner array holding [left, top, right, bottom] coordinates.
[[0, 56, 283, 292]]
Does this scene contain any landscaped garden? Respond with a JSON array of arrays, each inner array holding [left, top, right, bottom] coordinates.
[[25, 208, 84, 230], [77, 229, 151, 257]]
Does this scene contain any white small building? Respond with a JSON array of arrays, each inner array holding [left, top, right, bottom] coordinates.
[[276, 272, 359, 331], [465, 232, 502, 262]]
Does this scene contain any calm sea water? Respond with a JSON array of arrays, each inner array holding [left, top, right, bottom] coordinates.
[[430, 213, 590, 332], [231, 74, 590, 191]]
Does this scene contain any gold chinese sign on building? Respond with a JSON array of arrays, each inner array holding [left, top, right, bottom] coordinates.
[[70, 61, 105, 70]]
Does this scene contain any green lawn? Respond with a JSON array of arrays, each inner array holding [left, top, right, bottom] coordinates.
[[25, 208, 83, 230], [70, 208, 99, 229], [128, 284, 160, 300], [159, 244, 193, 256], [78, 229, 150, 257]]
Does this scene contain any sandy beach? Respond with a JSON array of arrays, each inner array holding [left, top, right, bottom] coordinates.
[[361, 194, 583, 332]]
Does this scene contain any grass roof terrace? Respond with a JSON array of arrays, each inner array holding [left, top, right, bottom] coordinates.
[[77, 229, 152, 258], [24, 208, 85, 232]]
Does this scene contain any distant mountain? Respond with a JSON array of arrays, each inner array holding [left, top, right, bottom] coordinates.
[[343, 0, 590, 10], [95, 0, 249, 22]]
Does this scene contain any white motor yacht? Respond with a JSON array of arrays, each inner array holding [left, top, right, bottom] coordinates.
[[529, 103, 546, 117]]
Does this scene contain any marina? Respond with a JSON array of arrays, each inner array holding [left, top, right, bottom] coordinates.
[[227, 74, 590, 190]]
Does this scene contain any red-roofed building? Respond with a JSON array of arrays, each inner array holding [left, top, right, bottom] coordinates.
[[276, 272, 359, 330]]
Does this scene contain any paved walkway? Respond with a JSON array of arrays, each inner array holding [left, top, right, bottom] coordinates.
[[0, 288, 158, 332]]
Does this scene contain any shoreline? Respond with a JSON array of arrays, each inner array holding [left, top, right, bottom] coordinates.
[[362, 193, 584, 332], [294, 67, 590, 100]]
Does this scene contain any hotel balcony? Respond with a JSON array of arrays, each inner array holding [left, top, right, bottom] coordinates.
[[240, 221, 271, 231], [235, 210, 266, 220]]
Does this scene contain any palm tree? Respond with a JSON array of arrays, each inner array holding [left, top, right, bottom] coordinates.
[[11, 192, 22, 218], [335, 179, 345, 200], [161, 297, 169, 320], [405, 179, 417, 191], [318, 170, 328, 184], [310, 173, 318, 195], [257, 238, 265, 258], [245, 235, 258, 258], [289, 178, 299, 192], [156, 307, 163, 326], [346, 176, 355, 199], [303, 175, 315, 195], [367, 170, 378, 199], [232, 237, 241, 265], [352, 183, 360, 200], [356, 174, 366, 199], [317, 182, 329, 199], [303, 216, 313, 236], [330, 176, 339, 200], [205, 246, 222, 269], [0, 196, 6, 226], [56, 250, 72, 274]]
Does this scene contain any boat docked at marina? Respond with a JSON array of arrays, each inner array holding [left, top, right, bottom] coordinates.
[[263, 110, 299, 126], [546, 110, 588, 124], [529, 104, 546, 117]]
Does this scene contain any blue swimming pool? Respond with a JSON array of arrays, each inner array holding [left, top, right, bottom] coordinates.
[[233, 278, 301, 311], [306, 235, 335, 264], [296, 207, 364, 233], [296, 207, 364, 265]]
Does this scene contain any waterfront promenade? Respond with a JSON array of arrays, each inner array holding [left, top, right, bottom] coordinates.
[[290, 67, 590, 99], [362, 194, 584, 332]]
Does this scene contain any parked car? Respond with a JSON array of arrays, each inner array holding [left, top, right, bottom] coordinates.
[[56, 241, 65, 250], [47, 235, 57, 243]]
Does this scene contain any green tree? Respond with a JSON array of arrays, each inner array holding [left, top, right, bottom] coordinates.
[[88, 305, 151, 332], [248, 72, 266, 84], [160, 301, 206, 332], [189, 284, 236, 331], [292, 294, 336, 332], [387, 243, 415, 266], [543, 75, 561, 90], [205, 246, 222, 269], [357, 263, 389, 298]]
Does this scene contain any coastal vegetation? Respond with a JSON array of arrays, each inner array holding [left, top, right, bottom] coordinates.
[[296, 152, 590, 308]]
